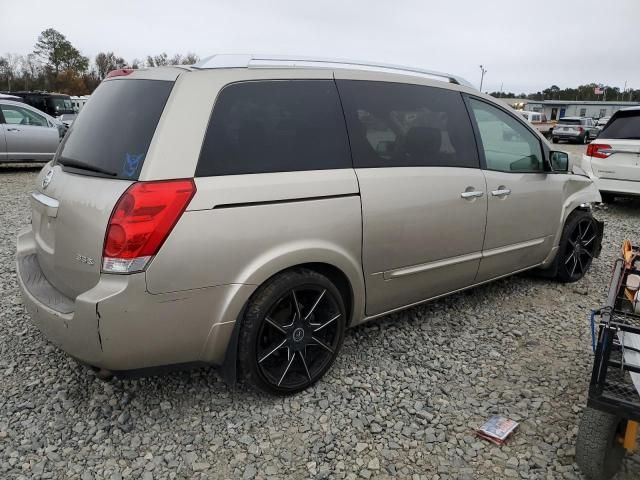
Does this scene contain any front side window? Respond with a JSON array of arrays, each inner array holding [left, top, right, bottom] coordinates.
[[196, 80, 351, 176], [337, 80, 479, 168], [0, 104, 48, 127], [469, 98, 544, 173]]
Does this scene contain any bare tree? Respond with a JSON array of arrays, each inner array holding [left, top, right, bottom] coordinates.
[[95, 51, 127, 79], [181, 52, 199, 65], [1, 53, 23, 91], [20, 53, 41, 89], [146, 53, 168, 67], [169, 53, 183, 65]]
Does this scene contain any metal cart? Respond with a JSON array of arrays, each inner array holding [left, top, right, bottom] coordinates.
[[577, 245, 640, 480]]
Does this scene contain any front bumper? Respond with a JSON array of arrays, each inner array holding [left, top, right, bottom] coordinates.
[[16, 227, 248, 371]]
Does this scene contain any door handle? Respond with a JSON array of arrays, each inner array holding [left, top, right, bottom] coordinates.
[[6, 127, 20, 132], [491, 187, 511, 197], [460, 190, 484, 199]]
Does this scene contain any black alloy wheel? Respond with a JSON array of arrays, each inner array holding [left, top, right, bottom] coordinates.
[[557, 212, 599, 282], [239, 269, 346, 395]]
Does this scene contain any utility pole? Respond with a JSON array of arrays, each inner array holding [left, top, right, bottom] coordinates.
[[479, 65, 487, 92]]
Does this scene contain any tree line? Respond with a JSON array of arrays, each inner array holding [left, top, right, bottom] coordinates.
[[3, 28, 637, 102], [490, 84, 639, 102], [0, 28, 199, 95]]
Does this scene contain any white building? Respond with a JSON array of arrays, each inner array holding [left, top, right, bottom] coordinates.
[[501, 99, 640, 120]]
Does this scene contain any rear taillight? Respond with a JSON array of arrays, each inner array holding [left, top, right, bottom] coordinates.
[[102, 179, 196, 273], [577, 127, 584, 133], [586, 143, 612, 159]]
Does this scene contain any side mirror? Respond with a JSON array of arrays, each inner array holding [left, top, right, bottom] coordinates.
[[549, 151, 569, 172]]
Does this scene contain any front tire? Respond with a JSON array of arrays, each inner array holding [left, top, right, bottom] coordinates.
[[576, 407, 626, 480], [552, 137, 559, 144], [555, 210, 600, 283], [238, 268, 346, 395]]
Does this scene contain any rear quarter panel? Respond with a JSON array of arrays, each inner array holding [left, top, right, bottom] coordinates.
[[145, 169, 365, 326]]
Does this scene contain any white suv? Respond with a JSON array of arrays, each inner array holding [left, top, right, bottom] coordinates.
[[581, 107, 640, 202]]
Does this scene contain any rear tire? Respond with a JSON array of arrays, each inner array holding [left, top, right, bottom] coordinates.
[[555, 210, 600, 283], [575, 407, 626, 480], [238, 268, 346, 395]]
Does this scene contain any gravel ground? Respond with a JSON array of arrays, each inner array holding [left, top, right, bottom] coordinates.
[[1, 153, 640, 480]]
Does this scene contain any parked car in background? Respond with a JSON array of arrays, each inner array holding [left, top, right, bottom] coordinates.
[[0, 93, 25, 102], [595, 116, 611, 133], [58, 113, 78, 128], [552, 117, 598, 144], [0, 99, 63, 163], [581, 107, 640, 202], [6, 91, 75, 118], [16, 56, 602, 395], [520, 110, 555, 139]]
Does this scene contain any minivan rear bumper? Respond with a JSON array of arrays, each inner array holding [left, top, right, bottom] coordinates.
[[17, 227, 249, 372]]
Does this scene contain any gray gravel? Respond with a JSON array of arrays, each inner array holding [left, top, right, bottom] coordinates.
[[1, 158, 640, 479]]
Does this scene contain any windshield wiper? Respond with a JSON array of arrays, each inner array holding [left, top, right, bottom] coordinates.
[[57, 157, 118, 177]]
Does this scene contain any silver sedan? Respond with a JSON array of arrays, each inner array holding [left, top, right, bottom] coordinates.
[[0, 99, 63, 163]]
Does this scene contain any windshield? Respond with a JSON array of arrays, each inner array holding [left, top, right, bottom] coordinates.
[[558, 118, 581, 125], [56, 79, 174, 179], [49, 97, 74, 114], [600, 112, 640, 139]]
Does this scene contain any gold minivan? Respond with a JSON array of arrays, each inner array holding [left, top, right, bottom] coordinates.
[[17, 55, 603, 394]]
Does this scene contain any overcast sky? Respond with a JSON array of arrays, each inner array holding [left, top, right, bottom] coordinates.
[[1, 0, 639, 93]]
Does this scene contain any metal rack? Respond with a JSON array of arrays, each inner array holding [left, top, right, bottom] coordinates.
[[589, 253, 640, 421]]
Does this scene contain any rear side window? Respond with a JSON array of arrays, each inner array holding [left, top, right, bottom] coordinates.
[[336, 80, 478, 168], [196, 80, 351, 176], [601, 111, 640, 139], [57, 79, 173, 179]]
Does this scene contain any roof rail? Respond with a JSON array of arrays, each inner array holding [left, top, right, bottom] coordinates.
[[192, 54, 474, 88]]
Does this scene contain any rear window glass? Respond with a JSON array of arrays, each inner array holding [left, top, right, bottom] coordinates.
[[601, 112, 640, 139], [196, 80, 351, 177], [57, 79, 173, 179], [558, 118, 581, 125], [336, 80, 479, 168]]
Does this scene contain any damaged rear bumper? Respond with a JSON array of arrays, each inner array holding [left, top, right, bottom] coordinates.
[[16, 227, 240, 372]]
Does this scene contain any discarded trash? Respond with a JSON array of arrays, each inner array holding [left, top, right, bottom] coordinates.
[[476, 415, 519, 445]]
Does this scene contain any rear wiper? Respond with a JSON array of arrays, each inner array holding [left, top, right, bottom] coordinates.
[[57, 157, 118, 177]]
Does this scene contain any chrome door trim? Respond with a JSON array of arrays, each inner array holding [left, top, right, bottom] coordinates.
[[600, 148, 640, 155], [481, 237, 546, 258], [383, 251, 482, 279], [361, 262, 544, 324], [31, 192, 59, 217]]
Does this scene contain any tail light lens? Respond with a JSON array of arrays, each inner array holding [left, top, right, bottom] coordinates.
[[586, 143, 613, 159], [577, 127, 584, 133], [102, 179, 196, 273]]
